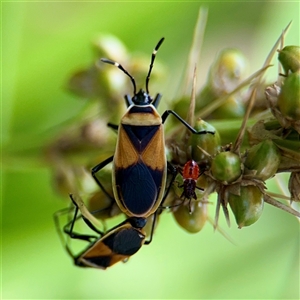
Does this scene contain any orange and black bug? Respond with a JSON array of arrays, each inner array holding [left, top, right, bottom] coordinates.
[[178, 160, 204, 211], [54, 194, 148, 269], [92, 38, 214, 220]]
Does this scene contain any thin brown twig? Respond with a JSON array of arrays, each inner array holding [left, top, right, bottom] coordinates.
[[264, 193, 300, 218]]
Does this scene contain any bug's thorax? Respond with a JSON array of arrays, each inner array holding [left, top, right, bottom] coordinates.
[[121, 103, 162, 126]]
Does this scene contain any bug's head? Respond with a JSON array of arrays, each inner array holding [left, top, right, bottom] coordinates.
[[100, 38, 164, 107], [128, 217, 147, 229], [132, 89, 153, 105]]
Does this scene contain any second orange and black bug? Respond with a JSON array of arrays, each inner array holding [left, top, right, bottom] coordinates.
[[54, 194, 147, 269]]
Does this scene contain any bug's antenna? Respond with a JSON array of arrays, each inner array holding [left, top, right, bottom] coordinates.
[[145, 37, 165, 94], [101, 58, 137, 96]]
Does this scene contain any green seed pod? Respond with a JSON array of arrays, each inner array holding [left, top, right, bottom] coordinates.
[[228, 185, 264, 228], [244, 140, 281, 180], [197, 49, 247, 112], [278, 46, 300, 75], [93, 34, 128, 59], [68, 35, 128, 100], [277, 71, 300, 121], [173, 201, 208, 233], [211, 152, 242, 183], [208, 48, 247, 94], [190, 118, 221, 165], [210, 95, 245, 119]]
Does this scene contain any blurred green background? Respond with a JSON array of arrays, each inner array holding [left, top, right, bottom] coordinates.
[[2, 2, 299, 299]]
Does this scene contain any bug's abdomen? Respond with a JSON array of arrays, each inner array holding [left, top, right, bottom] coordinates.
[[115, 163, 163, 215]]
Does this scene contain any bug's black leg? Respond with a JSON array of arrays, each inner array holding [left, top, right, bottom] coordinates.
[[54, 201, 97, 263], [64, 220, 98, 242], [91, 155, 114, 201], [145, 162, 178, 245], [196, 186, 204, 192], [152, 93, 162, 108], [54, 206, 75, 247], [158, 162, 179, 211], [68, 194, 104, 236], [61, 195, 100, 242], [144, 213, 157, 245], [162, 162, 178, 204], [107, 123, 118, 131], [161, 110, 215, 135], [125, 94, 133, 107]]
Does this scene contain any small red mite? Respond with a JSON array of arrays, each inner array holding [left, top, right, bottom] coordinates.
[[182, 160, 200, 181], [179, 160, 204, 211], [181, 160, 201, 200]]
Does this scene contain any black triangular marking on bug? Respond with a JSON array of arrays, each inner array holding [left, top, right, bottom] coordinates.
[[113, 228, 144, 255], [122, 124, 159, 153]]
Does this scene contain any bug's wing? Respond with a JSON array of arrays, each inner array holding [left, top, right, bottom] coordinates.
[[116, 163, 158, 215]]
